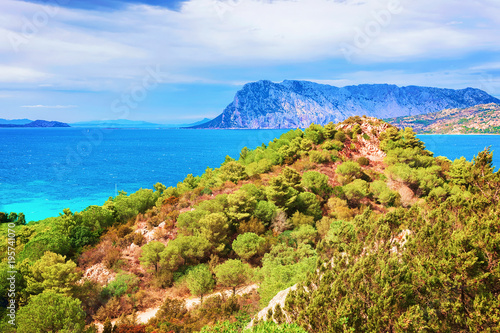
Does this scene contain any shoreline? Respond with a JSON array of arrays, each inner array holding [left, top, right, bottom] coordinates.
[[417, 133, 500, 136]]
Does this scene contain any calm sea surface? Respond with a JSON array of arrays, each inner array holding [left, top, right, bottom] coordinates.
[[1, 128, 499, 222]]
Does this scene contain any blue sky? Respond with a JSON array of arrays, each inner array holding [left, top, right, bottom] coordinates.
[[1, 0, 499, 123]]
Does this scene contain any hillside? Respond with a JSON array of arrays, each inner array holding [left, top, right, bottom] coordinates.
[[0, 118, 32, 125], [1, 117, 499, 333], [386, 103, 500, 134], [192, 80, 500, 129]]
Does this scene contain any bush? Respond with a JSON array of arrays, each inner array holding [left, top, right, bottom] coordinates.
[[326, 197, 354, 220], [104, 247, 122, 269], [232, 233, 266, 262], [321, 140, 344, 151], [259, 243, 317, 306], [101, 273, 139, 299], [336, 161, 362, 185], [288, 212, 315, 228], [309, 151, 330, 164], [117, 225, 133, 238], [113, 324, 146, 333], [324, 122, 337, 139], [17, 291, 86, 333], [295, 192, 323, 220], [343, 179, 369, 204], [220, 161, 248, 184], [370, 180, 398, 206], [254, 200, 277, 226], [357, 156, 370, 166], [334, 130, 347, 142], [301, 171, 331, 197], [304, 123, 325, 144]]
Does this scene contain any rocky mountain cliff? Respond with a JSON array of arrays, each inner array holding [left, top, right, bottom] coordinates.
[[192, 80, 500, 129]]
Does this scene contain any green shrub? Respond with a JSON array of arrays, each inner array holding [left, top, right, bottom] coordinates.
[[357, 156, 370, 166], [304, 123, 325, 144], [301, 171, 332, 197], [324, 122, 337, 139], [295, 192, 323, 220], [334, 130, 346, 142], [352, 124, 362, 134], [17, 291, 86, 333], [321, 140, 344, 151], [220, 161, 248, 184], [336, 161, 362, 185], [101, 273, 139, 298], [259, 243, 317, 306], [232, 233, 266, 262], [254, 200, 278, 226], [370, 180, 398, 206], [309, 151, 330, 164], [343, 179, 369, 203], [326, 197, 354, 220], [288, 212, 315, 228]]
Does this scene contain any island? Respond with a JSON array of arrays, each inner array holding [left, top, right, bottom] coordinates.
[[0, 120, 70, 128]]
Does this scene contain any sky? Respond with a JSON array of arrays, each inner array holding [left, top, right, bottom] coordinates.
[[0, 0, 499, 123]]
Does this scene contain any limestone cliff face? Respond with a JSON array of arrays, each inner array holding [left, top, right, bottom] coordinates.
[[193, 80, 500, 129]]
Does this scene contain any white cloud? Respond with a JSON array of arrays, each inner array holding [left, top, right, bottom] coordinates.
[[0, 65, 50, 82], [0, 0, 498, 90], [21, 104, 77, 108]]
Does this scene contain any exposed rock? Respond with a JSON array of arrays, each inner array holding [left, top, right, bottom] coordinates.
[[249, 284, 297, 326], [136, 221, 173, 243], [338, 117, 388, 162], [193, 80, 500, 129], [82, 263, 115, 285]]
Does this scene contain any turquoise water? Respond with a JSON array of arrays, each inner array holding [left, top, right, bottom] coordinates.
[[0, 129, 499, 222], [0, 128, 288, 221], [417, 135, 500, 168]]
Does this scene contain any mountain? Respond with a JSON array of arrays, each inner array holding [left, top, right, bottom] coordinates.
[[70, 119, 165, 128], [182, 118, 212, 128], [192, 80, 500, 129], [386, 103, 500, 134], [0, 120, 70, 128], [70, 118, 212, 128], [0, 118, 32, 125]]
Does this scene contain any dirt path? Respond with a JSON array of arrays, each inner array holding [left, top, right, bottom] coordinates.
[[185, 284, 259, 310], [93, 284, 259, 332]]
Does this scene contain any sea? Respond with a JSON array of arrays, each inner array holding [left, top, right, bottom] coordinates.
[[1, 128, 499, 222]]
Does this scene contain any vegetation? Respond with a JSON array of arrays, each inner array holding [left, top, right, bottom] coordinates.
[[2, 117, 499, 332]]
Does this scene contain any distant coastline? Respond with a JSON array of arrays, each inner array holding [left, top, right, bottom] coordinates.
[[0, 120, 70, 128]]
